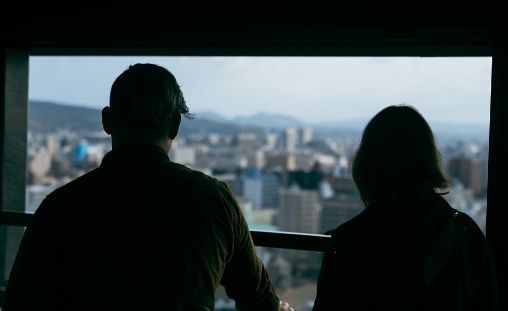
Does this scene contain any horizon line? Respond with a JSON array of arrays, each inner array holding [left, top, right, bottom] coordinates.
[[29, 98, 491, 128]]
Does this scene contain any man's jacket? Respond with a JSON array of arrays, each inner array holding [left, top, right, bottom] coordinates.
[[5, 144, 279, 311]]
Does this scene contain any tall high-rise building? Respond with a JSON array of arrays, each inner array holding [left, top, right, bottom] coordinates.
[[243, 177, 263, 210], [261, 173, 280, 209], [278, 186, 323, 283], [298, 127, 313, 146], [283, 127, 298, 151], [448, 156, 486, 197], [242, 168, 281, 209], [278, 186, 320, 234]]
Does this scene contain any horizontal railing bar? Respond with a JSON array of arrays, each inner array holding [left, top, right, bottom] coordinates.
[[0, 211, 33, 227], [0, 212, 331, 252], [251, 230, 329, 252]]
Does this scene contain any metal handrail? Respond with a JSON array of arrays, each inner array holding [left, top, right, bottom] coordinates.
[[0, 211, 330, 252], [0, 212, 33, 227]]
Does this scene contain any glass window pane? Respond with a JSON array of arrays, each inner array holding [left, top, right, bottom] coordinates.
[[1, 55, 493, 308], [25, 56, 491, 234]]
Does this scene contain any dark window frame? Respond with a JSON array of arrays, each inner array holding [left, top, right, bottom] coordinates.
[[1, 29, 507, 307]]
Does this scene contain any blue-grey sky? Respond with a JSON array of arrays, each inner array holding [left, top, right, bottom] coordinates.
[[29, 56, 492, 125]]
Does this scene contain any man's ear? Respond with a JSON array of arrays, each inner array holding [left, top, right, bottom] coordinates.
[[102, 106, 113, 135], [168, 114, 181, 140]]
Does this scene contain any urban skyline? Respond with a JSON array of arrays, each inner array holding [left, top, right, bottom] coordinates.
[[23, 119, 489, 310], [18, 57, 493, 310]]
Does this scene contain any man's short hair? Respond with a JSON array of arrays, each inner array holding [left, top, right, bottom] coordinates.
[[109, 63, 192, 138]]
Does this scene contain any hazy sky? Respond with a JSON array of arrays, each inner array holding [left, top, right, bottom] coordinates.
[[29, 56, 492, 125]]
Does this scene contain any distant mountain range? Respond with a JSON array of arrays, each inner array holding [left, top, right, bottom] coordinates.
[[29, 101, 103, 133], [195, 111, 309, 128], [194, 110, 489, 141], [28, 101, 489, 142], [27, 101, 264, 136]]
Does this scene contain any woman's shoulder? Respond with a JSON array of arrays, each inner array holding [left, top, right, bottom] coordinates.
[[434, 195, 485, 237], [326, 207, 377, 246]]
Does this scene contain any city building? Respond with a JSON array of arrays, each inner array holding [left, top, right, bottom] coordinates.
[[448, 156, 486, 197], [298, 127, 313, 146], [170, 145, 196, 166], [242, 167, 281, 210], [283, 127, 298, 151], [265, 151, 297, 172], [278, 185, 320, 234]]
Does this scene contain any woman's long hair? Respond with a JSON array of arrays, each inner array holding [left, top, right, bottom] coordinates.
[[351, 105, 448, 205]]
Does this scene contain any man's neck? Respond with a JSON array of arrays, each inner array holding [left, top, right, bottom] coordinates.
[[111, 136, 171, 154]]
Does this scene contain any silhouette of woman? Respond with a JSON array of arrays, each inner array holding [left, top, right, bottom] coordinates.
[[313, 105, 498, 310]]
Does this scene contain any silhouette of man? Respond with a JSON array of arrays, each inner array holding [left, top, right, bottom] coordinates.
[[5, 63, 293, 310]]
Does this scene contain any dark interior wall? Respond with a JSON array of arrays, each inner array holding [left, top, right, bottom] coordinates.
[[488, 43, 508, 310], [0, 9, 502, 55]]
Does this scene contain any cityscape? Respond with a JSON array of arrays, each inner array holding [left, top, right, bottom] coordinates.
[[23, 100, 489, 310]]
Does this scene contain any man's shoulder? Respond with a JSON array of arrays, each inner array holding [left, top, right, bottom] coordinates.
[[27, 169, 102, 225], [166, 162, 226, 192], [164, 163, 239, 222], [47, 162, 227, 199], [46, 168, 102, 200]]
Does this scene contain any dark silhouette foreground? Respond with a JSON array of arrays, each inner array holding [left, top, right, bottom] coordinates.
[[5, 64, 288, 311]]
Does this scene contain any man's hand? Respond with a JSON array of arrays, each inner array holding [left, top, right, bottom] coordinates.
[[279, 300, 295, 311]]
